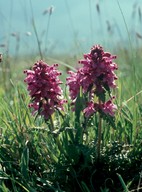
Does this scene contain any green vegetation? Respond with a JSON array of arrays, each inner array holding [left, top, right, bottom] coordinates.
[[0, 45, 142, 191], [0, 1, 142, 191]]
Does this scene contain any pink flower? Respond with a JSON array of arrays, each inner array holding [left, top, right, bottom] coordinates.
[[66, 71, 80, 100], [78, 45, 118, 94], [67, 45, 118, 100], [100, 99, 117, 116], [24, 60, 66, 120], [83, 101, 96, 117]]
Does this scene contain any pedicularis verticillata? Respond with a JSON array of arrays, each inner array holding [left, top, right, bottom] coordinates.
[[66, 45, 118, 118], [66, 45, 118, 158], [24, 44, 118, 158], [24, 60, 67, 120]]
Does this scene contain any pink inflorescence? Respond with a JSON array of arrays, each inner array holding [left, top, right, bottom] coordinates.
[[24, 60, 66, 120], [66, 45, 118, 117]]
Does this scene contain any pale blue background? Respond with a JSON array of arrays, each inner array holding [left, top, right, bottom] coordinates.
[[0, 0, 141, 56]]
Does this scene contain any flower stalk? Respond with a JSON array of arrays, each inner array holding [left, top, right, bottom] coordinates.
[[49, 115, 54, 131], [97, 100, 102, 160]]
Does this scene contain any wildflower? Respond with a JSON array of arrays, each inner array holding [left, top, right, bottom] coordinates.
[[66, 71, 80, 100], [83, 101, 96, 117], [100, 98, 117, 116], [66, 45, 118, 118], [24, 60, 66, 120], [78, 45, 118, 94]]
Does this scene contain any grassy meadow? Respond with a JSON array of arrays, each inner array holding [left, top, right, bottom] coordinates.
[[0, 1, 142, 192]]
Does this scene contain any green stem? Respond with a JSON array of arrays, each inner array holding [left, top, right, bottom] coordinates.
[[97, 112, 102, 160], [49, 115, 54, 131], [45, 14, 51, 53], [29, 0, 43, 59], [97, 100, 102, 160]]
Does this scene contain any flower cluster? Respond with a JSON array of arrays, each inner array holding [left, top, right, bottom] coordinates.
[[66, 45, 118, 117], [24, 60, 66, 120], [24, 45, 118, 120]]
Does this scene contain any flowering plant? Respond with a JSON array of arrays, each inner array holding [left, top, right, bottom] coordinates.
[[24, 60, 66, 120], [24, 45, 118, 183], [4, 44, 140, 192], [24, 45, 118, 121], [67, 45, 118, 118], [24, 44, 118, 155]]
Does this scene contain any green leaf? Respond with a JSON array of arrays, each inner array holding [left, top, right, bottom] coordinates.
[[96, 88, 106, 103], [81, 181, 91, 192], [20, 141, 29, 180], [117, 173, 129, 192], [101, 112, 116, 129], [0, 182, 10, 192], [75, 90, 84, 123]]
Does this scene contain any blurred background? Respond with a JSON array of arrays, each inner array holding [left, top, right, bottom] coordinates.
[[0, 0, 142, 57]]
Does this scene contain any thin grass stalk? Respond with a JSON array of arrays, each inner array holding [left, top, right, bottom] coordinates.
[[49, 115, 54, 131], [117, 0, 138, 144], [89, 0, 93, 43], [97, 100, 102, 160], [1, 60, 6, 90], [64, 0, 75, 38], [29, 0, 43, 59], [97, 113, 102, 160], [3, 0, 13, 90], [49, 115, 63, 156], [117, 173, 129, 192], [137, 171, 142, 192], [45, 13, 51, 53], [6, 0, 13, 62], [15, 34, 20, 61], [117, 0, 137, 86], [64, 0, 82, 55], [96, 1, 105, 41]]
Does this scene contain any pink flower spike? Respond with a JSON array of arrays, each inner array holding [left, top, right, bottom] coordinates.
[[66, 44, 118, 117], [24, 60, 66, 120]]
